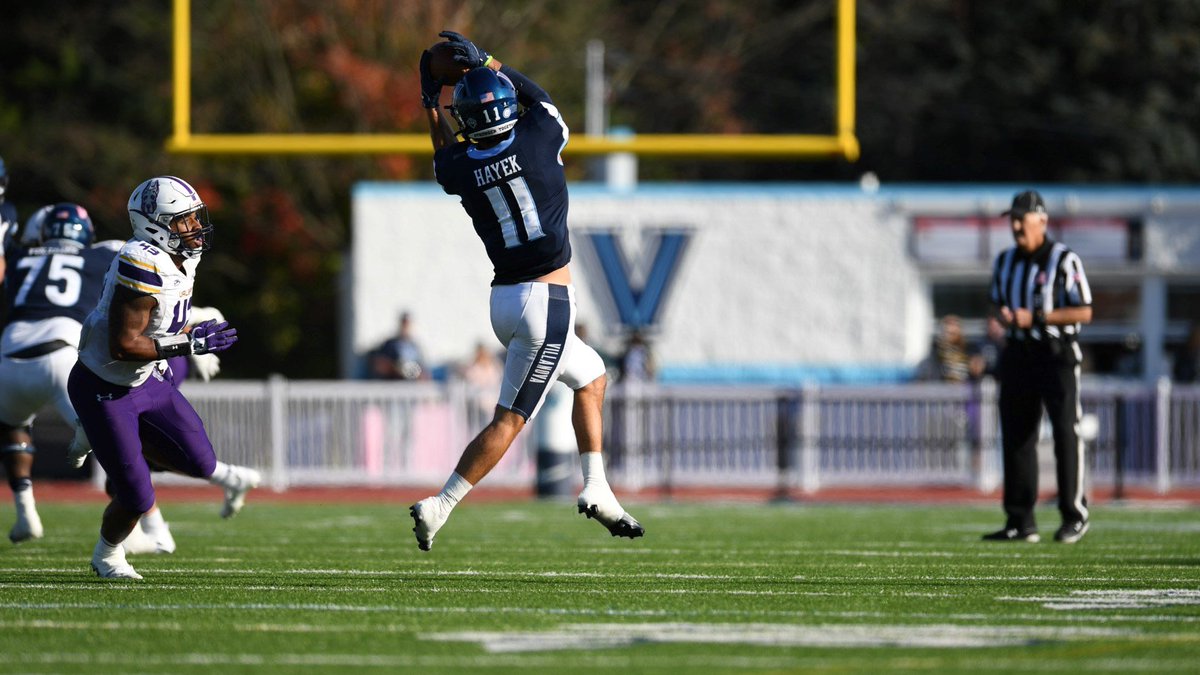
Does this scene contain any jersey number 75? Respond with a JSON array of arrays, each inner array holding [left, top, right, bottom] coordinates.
[[14, 255, 85, 308]]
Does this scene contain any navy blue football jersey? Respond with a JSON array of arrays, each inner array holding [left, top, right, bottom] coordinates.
[[0, 202, 17, 257], [0, 202, 16, 233], [434, 101, 572, 285], [3, 243, 117, 326], [0, 202, 17, 321]]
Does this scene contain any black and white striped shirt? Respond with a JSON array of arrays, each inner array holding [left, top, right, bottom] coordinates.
[[989, 240, 1092, 341]]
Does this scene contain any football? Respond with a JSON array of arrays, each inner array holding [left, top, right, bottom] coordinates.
[[428, 41, 469, 85]]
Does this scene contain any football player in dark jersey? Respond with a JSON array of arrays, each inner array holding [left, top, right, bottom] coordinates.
[[410, 32, 643, 550], [0, 156, 20, 313], [0, 203, 116, 542]]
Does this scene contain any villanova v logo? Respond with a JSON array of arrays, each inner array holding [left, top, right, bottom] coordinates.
[[585, 230, 692, 330]]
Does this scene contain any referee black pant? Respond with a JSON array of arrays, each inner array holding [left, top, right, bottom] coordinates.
[[997, 340, 1089, 531]]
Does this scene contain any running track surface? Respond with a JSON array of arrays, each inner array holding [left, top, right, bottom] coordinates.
[[28, 481, 1200, 505]]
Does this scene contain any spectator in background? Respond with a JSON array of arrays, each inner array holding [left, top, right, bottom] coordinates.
[[460, 341, 503, 393], [619, 331, 656, 383], [969, 315, 1007, 380], [459, 341, 504, 423], [917, 315, 971, 383], [370, 311, 427, 380], [1174, 323, 1200, 383]]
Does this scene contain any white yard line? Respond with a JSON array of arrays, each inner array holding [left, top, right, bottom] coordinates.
[[999, 588, 1200, 610], [424, 621, 1190, 652], [0, 651, 878, 670], [1, 600, 1196, 625], [8, 651, 1195, 673], [0, 619, 413, 633], [0, 567, 781, 580], [0, 583, 394, 592], [0, 567, 1156, 585]]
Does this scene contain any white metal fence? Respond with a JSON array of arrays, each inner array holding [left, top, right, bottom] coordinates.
[[176, 377, 1200, 493]]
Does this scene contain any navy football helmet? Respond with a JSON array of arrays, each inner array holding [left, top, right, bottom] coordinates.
[[0, 155, 8, 202], [41, 202, 95, 248], [450, 67, 519, 142]]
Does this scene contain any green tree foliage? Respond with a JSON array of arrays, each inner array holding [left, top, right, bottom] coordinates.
[[1, 1, 1197, 376]]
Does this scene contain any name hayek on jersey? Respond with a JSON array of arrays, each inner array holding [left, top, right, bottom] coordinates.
[[473, 156, 523, 188], [527, 342, 562, 384]]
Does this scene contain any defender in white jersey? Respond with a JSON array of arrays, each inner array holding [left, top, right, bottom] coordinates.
[[77, 238, 200, 386], [68, 176, 259, 579], [409, 32, 643, 551]]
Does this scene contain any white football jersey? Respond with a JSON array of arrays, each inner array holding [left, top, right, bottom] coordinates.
[[78, 238, 199, 386]]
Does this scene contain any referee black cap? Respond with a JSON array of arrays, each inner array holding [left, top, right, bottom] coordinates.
[[1002, 190, 1047, 217]]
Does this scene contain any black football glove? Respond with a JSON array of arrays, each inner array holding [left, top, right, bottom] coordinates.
[[438, 30, 491, 69], [419, 50, 441, 108]]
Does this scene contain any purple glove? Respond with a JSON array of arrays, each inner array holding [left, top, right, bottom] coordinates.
[[190, 319, 238, 355], [438, 30, 490, 69]]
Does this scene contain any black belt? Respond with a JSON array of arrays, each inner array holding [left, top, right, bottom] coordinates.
[[3, 340, 72, 359]]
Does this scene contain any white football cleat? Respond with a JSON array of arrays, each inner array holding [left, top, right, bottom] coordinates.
[[410, 497, 451, 551], [8, 504, 44, 544], [122, 521, 176, 555], [120, 522, 156, 555], [219, 467, 262, 519], [577, 484, 644, 539], [149, 521, 177, 554], [91, 539, 143, 579]]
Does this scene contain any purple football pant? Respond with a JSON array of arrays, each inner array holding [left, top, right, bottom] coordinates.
[[68, 362, 216, 513], [166, 355, 190, 385]]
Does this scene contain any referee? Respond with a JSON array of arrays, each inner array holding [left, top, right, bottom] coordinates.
[[983, 190, 1093, 544]]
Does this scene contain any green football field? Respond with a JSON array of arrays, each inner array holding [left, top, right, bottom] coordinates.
[[0, 499, 1198, 674]]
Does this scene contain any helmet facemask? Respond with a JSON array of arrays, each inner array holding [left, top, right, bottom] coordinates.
[[162, 206, 214, 258]]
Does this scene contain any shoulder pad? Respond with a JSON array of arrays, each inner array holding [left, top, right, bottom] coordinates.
[[116, 240, 168, 294], [92, 239, 125, 252]]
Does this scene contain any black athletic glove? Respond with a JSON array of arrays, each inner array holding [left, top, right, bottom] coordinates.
[[419, 50, 441, 108], [438, 30, 492, 69]]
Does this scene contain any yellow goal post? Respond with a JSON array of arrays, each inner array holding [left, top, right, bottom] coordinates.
[[167, 0, 859, 160]]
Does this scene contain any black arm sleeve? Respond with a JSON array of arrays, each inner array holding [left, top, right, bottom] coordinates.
[[500, 64, 552, 107]]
